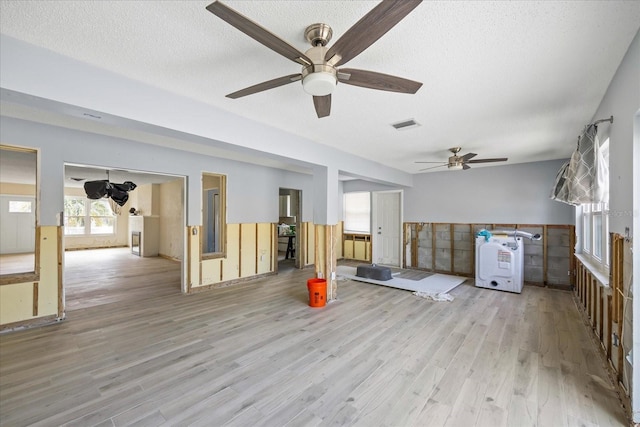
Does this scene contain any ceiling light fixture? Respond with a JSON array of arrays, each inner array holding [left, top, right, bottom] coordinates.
[[302, 71, 337, 96], [448, 163, 464, 171]]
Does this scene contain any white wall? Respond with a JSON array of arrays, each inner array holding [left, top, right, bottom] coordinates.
[[0, 116, 317, 226], [404, 159, 574, 224], [589, 30, 639, 235]]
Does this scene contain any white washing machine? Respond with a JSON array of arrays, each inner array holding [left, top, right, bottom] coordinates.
[[475, 234, 524, 293]]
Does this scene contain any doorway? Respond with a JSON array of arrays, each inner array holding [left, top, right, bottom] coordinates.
[[371, 190, 403, 267], [62, 164, 187, 310], [203, 188, 220, 253], [278, 188, 302, 270]]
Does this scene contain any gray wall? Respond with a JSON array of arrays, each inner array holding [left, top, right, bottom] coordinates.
[[589, 30, 639, 235], [0, 116, 315, 226], [404, 159, 574, 225]]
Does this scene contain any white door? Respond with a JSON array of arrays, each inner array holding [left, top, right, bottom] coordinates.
[[0, 195, 36, 254], [372, 191, 402, 266]]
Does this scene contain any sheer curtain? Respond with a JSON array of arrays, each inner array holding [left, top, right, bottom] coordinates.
[[551, 124, 608, 205]]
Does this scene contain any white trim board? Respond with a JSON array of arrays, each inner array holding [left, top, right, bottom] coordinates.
[[336, 266, 466, 294]]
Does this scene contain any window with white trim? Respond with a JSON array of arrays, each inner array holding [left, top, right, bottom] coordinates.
[[64, 196, 116, 236], [578, 138, 609, 270], [343, 192, 370, 234], [8, 200, 33, 213]]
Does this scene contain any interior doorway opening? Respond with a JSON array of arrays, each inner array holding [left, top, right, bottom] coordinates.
[[62, 163, 186, 311], [278, 188, 302, 271]]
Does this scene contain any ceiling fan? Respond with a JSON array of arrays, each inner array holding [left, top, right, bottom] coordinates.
[[205, 0, 423, 118], [416, 147, 508, 171]]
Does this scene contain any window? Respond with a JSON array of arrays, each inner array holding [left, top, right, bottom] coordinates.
[[202, 173, 227, 258], [64, 196, 116, 236], [8, 200, 33, 213], [344, 192, 371, 233], [579, 138, 609, 270]]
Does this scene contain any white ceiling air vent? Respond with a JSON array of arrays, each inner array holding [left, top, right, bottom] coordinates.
[[391, 119, 420, 131]]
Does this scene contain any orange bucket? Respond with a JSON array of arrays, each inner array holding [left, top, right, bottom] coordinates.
[[307, 278, 327, 308]]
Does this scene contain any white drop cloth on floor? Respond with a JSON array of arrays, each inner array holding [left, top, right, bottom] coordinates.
[[336, 265, 465, 300]]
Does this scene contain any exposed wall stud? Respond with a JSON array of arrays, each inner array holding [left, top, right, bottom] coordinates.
[[33, 282, 39, 317]]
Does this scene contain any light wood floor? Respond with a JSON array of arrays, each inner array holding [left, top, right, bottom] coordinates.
[[0, 252, 628, 426]]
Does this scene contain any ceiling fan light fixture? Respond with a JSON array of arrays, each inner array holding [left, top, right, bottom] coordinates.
[[302, 71, 337, 96], [448, 163, 464, 171]]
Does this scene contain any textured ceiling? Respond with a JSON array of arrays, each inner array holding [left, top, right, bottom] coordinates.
[[0, 0, 638, 174]]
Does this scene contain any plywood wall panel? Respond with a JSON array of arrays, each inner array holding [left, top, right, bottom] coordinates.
[[240, 224, 256, 278], [256, 223, 272, 275], [0, 226, 61, 327], [159, 179, 184, 261], [335, 221, 344, 260], [304, 222, 315, 266], [201, 259, 222, 285], [222, 224, 240, 281], [188, 226, 201, 289], [0, 283, 34, 324], [38, 226, 59, 316]]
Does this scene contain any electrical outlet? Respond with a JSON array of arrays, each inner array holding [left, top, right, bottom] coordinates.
[[331, 271, 336, 280]]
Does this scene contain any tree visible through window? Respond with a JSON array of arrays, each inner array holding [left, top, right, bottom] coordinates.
[[64, 196, 115, 235], [8, 200, 32, 213]]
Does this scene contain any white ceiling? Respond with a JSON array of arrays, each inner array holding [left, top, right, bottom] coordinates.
[[0, 0, 638, 174]]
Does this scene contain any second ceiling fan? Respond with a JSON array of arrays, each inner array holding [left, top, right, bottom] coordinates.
[[416, 147, 508, 171], [206, 0, 423, 118]]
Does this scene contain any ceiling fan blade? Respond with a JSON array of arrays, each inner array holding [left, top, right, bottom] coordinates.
[[414, 161, 446, 164], [338, 69, 422, 94], [206, 1, 312, 66], [313, 95, 331, 118], [226, 74, 302, 99], [418, 164, 447, 171], [463, 164, 471, 170], [460, 152, 477, 162], [325, 0, 422, 67], [466, 157, 508, 164]]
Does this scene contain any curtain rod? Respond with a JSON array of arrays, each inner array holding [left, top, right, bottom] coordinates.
[[589, 115, 614, 126]]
